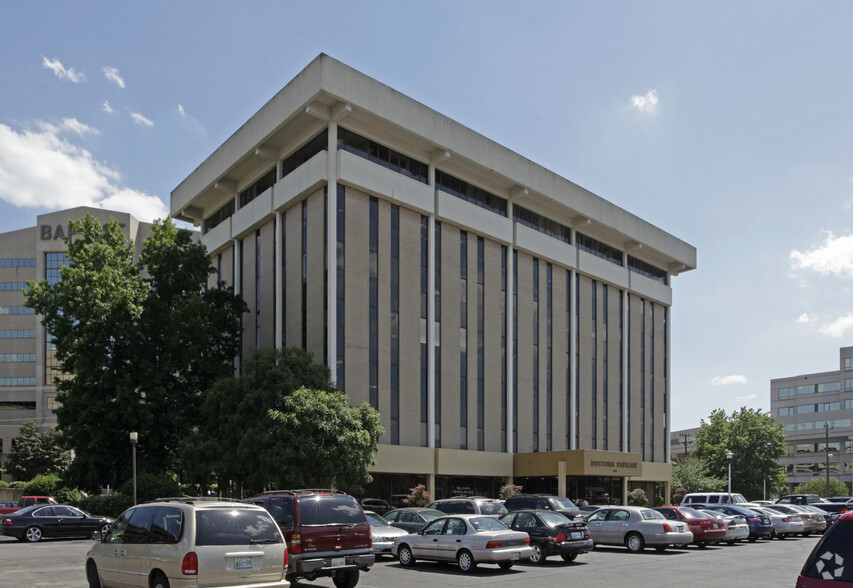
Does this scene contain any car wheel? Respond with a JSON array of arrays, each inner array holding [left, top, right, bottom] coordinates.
[[457, 549, 477, 573], [726, 540, 735, 545], [498, 560, 514, 570], [778, 533, 787, 540], [561, 553, 578, 562], [697, 542, 707, 549], [86, 562, 101, 588], [748, 536, 757, 543], [25, 526, 42, 542], [397, 544, 415, 567], [529, 543, 544, 564], [332, 569, 359, 588], [625, 532, 645, 553], [151, 573, 170, 588], [655, 546, 667, 552]]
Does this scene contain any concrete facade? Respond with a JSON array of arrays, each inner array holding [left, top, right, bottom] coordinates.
[[172, 54, 697, 504]]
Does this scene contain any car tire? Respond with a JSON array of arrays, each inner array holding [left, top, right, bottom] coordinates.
[[655, 546, 667, 552], [748, 536, 757, 542], [397, 544, 415, 567], [151, 573, 170, 588], [697, 542, 707, 549], [498, 560, 514, 570], [457, 549, 476, 573], [529, 543, 544, 564], [778, 533, 787, 540], [86, 562, 101, 588], [625, 532, 645, 553], [332, 569, 359, 588], [726, 540, 735, 545], [25, 526, 42, 542], [561, 553, 578, 562]]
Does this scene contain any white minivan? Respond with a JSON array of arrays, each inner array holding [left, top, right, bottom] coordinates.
[[680, 492, 749, 507]]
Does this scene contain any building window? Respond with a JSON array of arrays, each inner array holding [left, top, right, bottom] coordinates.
[[390, 205, 400, 445], [203, 200, 235, 234], [845, 399, 853, 410], [845, 357, 853, 371], [282, 131, 327, 178], [0, 282, 27, 292], [239, 168, 276, 208], [336, 187, 345, 389], [0, 378, 36, 387], [369, 197, 379, 410], [576, 233, 623, 266], [45, 252, 70, 382], [435, 170, 507, 217], [0, 258, 36, 267], [338, 127, 428, 183], [514, 206, 570, 243], [459, 231, 468, 450], [0, 354, 35, 362], [797, 405, 816, 414], [420, 215, 428, 447], [0, 330, 35, 339], [628, 256, 666, 283], [477, 236, 485, 451], [797, 385, 815, 395], [778, 387, 796, 400], [778, 406, 795, 416], [818, 382, 841, 393]]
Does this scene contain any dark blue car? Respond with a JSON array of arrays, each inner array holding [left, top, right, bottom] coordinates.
[[696, 504, 773, 541]]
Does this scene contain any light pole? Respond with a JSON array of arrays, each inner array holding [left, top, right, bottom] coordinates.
[[726, 451, 734, 502], [129, 432, 138, 505]]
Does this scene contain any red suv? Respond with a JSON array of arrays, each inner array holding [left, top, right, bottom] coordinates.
[[244, 489, 374, 588], [798, 511, 853, 586]]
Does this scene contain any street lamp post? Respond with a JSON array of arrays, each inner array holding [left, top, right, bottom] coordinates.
[[129, 432, 138, 505], [726, 451, 734, 502]]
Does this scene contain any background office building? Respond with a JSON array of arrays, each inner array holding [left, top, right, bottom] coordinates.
[[172, 55, 697, 505], [772, 346, 853, 493], [670, 427, 700, 462], [0, 207, 152, 481]]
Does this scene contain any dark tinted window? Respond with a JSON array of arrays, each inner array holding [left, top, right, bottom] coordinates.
[[106, 509, 136, 543], [195, 508, 283, 546], [803, 520, 853, 581], [265, 497, 293, 526], [125, 506, 157, 544], [297, 495, 365, 525], [149, 507, 182, 544]]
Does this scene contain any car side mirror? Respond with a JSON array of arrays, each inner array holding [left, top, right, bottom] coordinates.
[[92, 530, 103, 541], [417, 529, 425, 535]]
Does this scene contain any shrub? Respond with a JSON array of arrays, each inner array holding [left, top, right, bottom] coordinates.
[[672, 486, 688, 505], [499, 484, 523, 501], [627, 488, 649, 507], [404, 484, 431, 507], [24, 473, 61, 496], [0, 480, 9, 488], [78, 493, 134, 518], [119, 472, 181, 503]]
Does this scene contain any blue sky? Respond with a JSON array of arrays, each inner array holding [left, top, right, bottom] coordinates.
[[2, 1, 852, 431]]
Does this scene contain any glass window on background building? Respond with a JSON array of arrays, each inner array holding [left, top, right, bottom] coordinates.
[[818, 382, 841, 393], [45, 253, 71, 381], [778, 387, 795, 400], [845, 357, 853, 370]]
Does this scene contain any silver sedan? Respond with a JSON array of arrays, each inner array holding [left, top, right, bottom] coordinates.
[[699, 509, 749, 544], [749, 506, 804, 539], [585, 506, 693, 553], [391, 514, 533, 572], [365, 510, 410, 555]]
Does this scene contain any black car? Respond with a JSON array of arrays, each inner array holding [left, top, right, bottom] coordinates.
[[499, 510, 593, 563], [504, 494, 583, 520], [383, 507, 446, 533], [0, 504, 114, 543]]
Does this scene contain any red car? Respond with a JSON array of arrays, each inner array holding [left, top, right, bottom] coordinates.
[[655, 506, 727, 548], [797, 511, 853, 586]]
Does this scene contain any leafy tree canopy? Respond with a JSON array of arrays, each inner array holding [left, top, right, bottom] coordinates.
[[4, 421, 71, 480], [793, 477, 850, 498], [25, 215, 246, 492], [693, 407, 787, 501], [671, 456, 726, 495]]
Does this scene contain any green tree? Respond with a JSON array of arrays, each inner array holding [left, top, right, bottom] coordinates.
[[25, 215, 246, 492], [181, 347, 349, 495], [693, 407, 786, 501], [671, 456, 726, 494], [793, 477, 850, 498], [4, 421, 71, 480]]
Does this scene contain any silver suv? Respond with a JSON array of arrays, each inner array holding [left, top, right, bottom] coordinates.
[[85, 498, 289, 588]]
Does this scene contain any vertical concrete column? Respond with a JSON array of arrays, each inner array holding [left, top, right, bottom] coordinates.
[[326, 122, 338, 372], [623, 289, 630, 453], [506, 198, 515, 455], [558, 460, 566, 498], [427, 162, 437, 450], [275, 211, 283, 348], [665, 303, 671, 463], [570, 268, 577, 450]]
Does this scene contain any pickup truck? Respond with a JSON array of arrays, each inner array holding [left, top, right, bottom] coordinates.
[[0, 496, 57, 515], [0, 500, 19, 514]]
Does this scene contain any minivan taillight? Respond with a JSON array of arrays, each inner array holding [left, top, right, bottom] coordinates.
[[182, 552, 198, 576], [283, 547, 288, 571]]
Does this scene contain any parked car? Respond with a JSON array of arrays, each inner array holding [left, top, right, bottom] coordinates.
[[777, 494, 822, 505], [767, 504, 826, 536], [364, 510, 408, 556], [360, 498, 391, 515], [504, 494, 583, 520], [391, 514, 532, 572], [802, 505, 836, 528], [427, 498, 507, 516], [824, 497, 853, 504], [86, 497, 288, 588], [680, 492, 749, 507], [244, 489, 373, 588], [694, 505, 773, 541], [585, 506, 693, 553], [797, 511, 853, 586], [382, 507, 446, 533], [0, 500, 20, 515], [698, 509, 750, 544], [498, 509, 592, 563], [389, 494, 410, 509], [653, 506, 726, 548], [1, 504, 113, 543], [748, 505, 804, 539], [809, 503, 844, 526]]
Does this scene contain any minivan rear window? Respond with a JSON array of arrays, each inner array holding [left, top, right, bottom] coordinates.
[[195, 508, 283, 546], [298, 495, 366, 525]]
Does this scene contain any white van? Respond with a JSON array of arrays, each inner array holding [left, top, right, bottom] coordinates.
[[680, 492, 749, 506]]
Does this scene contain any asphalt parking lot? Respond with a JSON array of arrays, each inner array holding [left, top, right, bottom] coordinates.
[[0, 533, 818, 587]]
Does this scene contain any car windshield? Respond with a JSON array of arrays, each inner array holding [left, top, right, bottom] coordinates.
[[551, 498, 578, 510], [476, 501, 507, 515], [470, 517, 508, 532], [678, 507, 706, 518], [195, 508, 283, 546], [365, 512, 390, 526], [539, 512, 570, 526], [420, 510, 445, 520], [640, 509, 665, 520]]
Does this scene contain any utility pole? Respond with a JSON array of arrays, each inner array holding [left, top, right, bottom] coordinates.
[[681, 434, 689, 459]]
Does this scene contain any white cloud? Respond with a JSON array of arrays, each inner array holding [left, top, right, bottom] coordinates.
[[103, 66, 125, 88], [711, 375, 748, 386], [177, 104, 186, 117], [0, 121, 167, 221], [734, 394, 757, 402], [131, 112, 154, 127], [797, 313, 816, 325], [103, 100, 114, 114], [42, 56, 86, 82], [790, 232, 853, 277], [817, 313, 853, 338], [630, 89, 659, 114]]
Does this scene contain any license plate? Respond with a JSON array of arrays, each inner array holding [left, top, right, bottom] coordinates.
[[235, 556, 253, 569], [571, 531, 585, 540], [511, 553, 520, 561], [331, 557, 346, 567]]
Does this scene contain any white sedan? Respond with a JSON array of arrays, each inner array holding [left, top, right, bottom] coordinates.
[[392, 514, 533, 572]]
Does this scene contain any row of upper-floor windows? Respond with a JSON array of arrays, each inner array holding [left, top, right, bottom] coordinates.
[[778, 382, 848, 400], [0, 306, 35, 315], [0, 282, 27, 292], [0, 354, 35, 362], [0, 258, 36, 267], [201, 127, 667, 281], [779, 402, 842, 415], [0, 330, 35, 338], [787, 439, 853, 455], [781, 418, 851, 432], [0, 378, 36, 386], [0, 401, 36, 410]]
